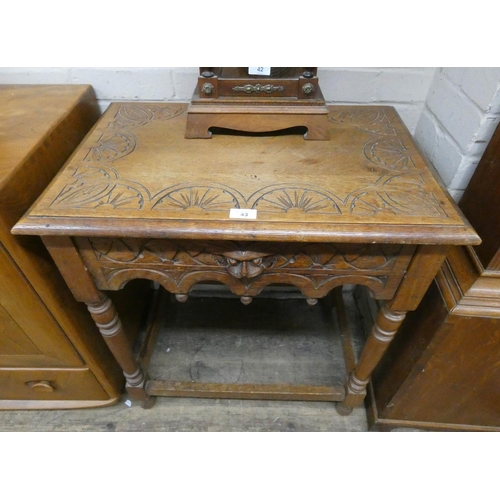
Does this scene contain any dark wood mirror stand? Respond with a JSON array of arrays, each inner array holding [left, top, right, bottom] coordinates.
[[185, 67, 330, 140]]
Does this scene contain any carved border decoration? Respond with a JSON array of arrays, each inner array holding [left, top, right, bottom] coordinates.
[[50, 166, 448, 219], [46, 103, 449, 219], [329, 108, 418, 174], [328, 108, 398, 137], [82, 104, 185, 165], [248, 184, 342, 215]]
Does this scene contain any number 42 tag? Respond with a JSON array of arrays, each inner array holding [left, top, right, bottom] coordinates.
[[229, 208, 258, 220], [248, 67, 271, 76]]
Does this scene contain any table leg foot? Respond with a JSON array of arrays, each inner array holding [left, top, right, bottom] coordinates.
[[124, 367, 156, 408], [141, 396, 157, 409], [335, 402, 353, 416], [338, 305, 406, 414], [126, 384, 156, 408], [337, 372, 368, 415], [87, 293, 155, 408]]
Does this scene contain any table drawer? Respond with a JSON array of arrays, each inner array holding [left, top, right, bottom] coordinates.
[[77, 237, 415, 301], [0, 368, 109, 401]]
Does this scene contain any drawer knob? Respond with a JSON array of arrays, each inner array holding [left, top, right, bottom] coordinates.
[[26, 380, 55, 392]]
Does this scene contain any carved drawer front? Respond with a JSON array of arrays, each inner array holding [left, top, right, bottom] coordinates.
[[0, 368, 109, 401], [76, 238, 416, 301]]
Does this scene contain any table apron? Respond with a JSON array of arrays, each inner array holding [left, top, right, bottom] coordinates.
[[75, 237, 416, 301]]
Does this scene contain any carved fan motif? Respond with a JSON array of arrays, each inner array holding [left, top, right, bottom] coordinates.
[[84, 131, 137, 163], [349, 174, 446, 217], [363, 137, 416, 171], [51, 166, 446, 219], [51, 166, 147, 210], [111, 104, 185, 129], [329, 109, 398, 136], [250, 185, 342, 214], [152, 184, 242, 212]]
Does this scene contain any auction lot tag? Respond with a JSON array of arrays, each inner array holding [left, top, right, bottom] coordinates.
[[248, 67, 271, 76], [229, 208, 258, 220]]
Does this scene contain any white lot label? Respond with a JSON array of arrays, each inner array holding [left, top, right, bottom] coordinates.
[[248, 67, 271, 76], [229, 208, 257, 220]]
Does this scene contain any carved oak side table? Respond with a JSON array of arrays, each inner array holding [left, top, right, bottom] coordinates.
[[13, 102, 480, 413]]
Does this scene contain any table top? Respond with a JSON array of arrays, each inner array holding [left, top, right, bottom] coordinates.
[[14, 102, 480, 245]]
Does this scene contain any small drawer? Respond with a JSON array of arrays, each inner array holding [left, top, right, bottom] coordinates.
[[0, 368, 109, 401]]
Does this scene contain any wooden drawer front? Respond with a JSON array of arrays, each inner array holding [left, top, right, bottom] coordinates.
[[0, 368, 109, 401], [78, 238, 416, 301]]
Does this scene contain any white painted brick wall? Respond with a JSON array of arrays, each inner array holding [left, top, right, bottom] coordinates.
[[414, 68, 500, 201], [0, 67, 199, 113], [318, 67, 435, 133], [0, 67, 434, 132]]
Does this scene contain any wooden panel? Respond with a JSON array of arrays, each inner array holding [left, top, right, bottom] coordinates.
[[0, 303, 38, 356], [366, 117, 500, 430], [380, 315, 500, 427], [0, 368, 109, 401], [459, 122, 500, 270], [0, 84, 135, 406], [370, 280, 451, 414], [0, 85, 125, 402], [0, 241, 82, 367]]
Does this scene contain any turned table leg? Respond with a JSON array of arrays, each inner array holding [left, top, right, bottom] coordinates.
[[87, 293, 155, 409], [336, 244, 450, 415], [337, 305, 406, 415], [42, 235, 156, 408]]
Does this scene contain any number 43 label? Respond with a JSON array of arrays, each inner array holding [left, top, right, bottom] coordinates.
[[229, 208, 257, 220], [248, 67, 271, 76]]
